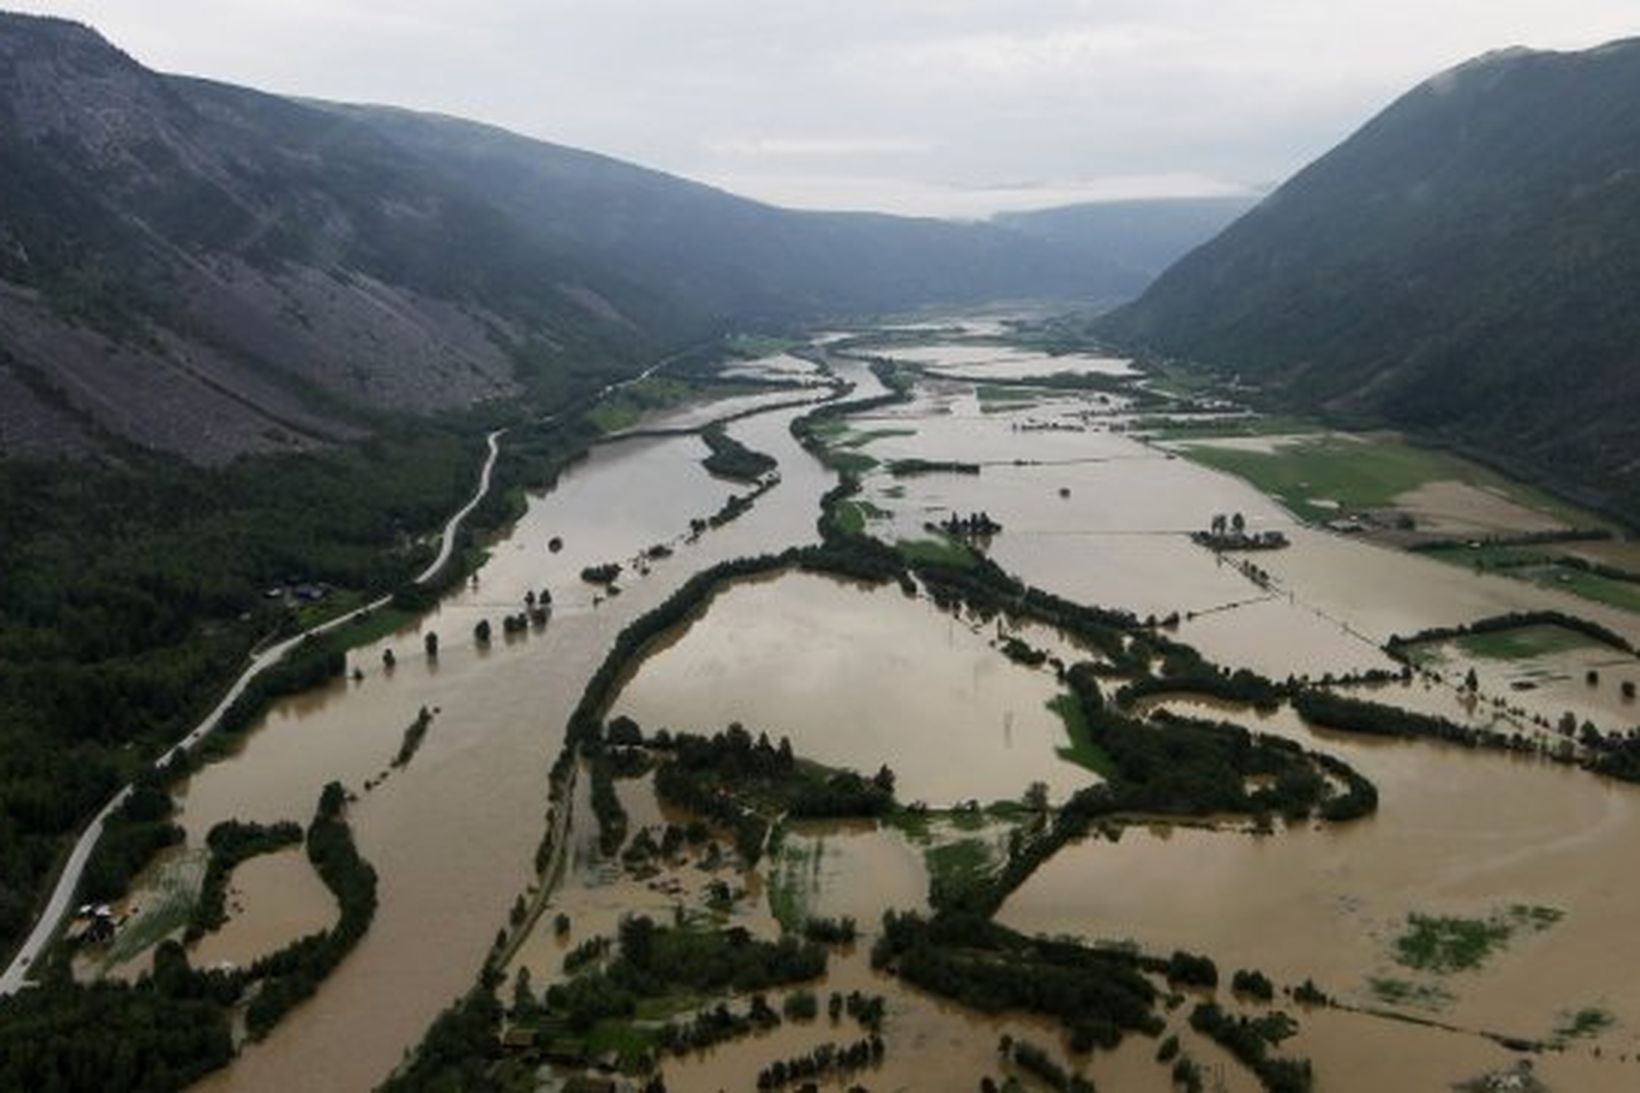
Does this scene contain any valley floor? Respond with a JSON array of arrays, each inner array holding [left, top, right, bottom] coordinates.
[[34, 317, 1640, 1092]]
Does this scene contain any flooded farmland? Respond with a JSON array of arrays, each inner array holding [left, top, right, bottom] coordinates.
[[190, 848, 337, 972], [1002, 697, 1640, 1061], [881, 342, 1137, 380], [179, 391, 842, 1091], [88, 329, 1640, 1091], [611, 571, 1091, 805]]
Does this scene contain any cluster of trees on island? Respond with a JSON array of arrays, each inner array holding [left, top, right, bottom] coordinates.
[[873, 912, 1163, 1054], [755, 1034, 884, 1089], [868, 912, 1317, 1092], [700, 424, 779, 483], [802, 915, 858, 945], [1193, 511, 1289, 551], [888, 457, 982, 477], [474, 590, 553, 646], [580, 562, 623, 585], [937, 511, 1004, 539], [652, 993, 787, 1056], [521, 956, 888, 1078], [996, 1035, 1095, 1093], [534, 916, 827, 1041], [1189, 1002, 1311, 1093], [584, 718, 896, 868], [391, 706, 437, 769], [587, 749, 634, 857], [687, 472, 782, 541]]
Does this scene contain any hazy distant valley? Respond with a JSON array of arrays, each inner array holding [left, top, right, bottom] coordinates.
[[0, 13, 1246, 464]]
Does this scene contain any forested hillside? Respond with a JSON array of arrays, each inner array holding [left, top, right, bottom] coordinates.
[[1101, 38, 1640, 518]]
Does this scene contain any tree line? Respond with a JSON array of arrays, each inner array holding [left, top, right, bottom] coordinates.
[[700, 424, 778, 482], [186, 819, 303, 942]]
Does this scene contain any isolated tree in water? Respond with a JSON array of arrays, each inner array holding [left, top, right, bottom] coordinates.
[[1024, 781, 1050, 814]]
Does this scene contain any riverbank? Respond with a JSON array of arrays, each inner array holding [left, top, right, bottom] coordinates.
[[0, 429, 506, 997]]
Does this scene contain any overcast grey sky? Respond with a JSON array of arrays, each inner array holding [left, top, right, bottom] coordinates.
[[10, 1, 1638, 216]]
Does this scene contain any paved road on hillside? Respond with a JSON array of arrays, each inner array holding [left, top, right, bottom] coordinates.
[[0, 430, 504, 996]]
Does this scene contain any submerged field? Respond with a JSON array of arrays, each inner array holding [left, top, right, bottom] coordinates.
[[1169, 430, 1593, 532], [473, 328, 1640, 1092], [56, 324, 1640, 1093]]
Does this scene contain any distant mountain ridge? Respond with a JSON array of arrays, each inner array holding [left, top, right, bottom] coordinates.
[[319, 105, 1161, 326], [1100, 37, 1640, 516], [0, 12, 1241, 463], [994, 196, 1259, 289]]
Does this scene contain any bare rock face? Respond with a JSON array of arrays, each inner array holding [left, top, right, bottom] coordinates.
[[0, 14, 642, 462], [0, 283, 333, 463], [0, 360, 98, 460], [0, 17, 175, 159], [172, 260, 520, 415]]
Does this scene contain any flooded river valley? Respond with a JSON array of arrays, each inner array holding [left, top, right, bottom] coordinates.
[[89, 325, 1640, 1091]]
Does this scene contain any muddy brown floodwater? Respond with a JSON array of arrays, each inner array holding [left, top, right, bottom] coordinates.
[[614, 342, 1640, 1090], [180, 395, 839, 1092], [139, 329, 1640, 1091], [617, 386, 826, 433], [1000, 695, 1640, 1085], [513, 770, 1264, 1093], [190, 847, 337, 972], [883, 342, 1136, 380], [719, 352, 823, 384], [843, 366, 1640, 711], [612, 571, 1093, 805], [655, 943, 1269, 1093]]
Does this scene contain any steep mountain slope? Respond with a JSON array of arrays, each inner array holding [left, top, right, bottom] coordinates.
[[0, 13, 1159, 464], [319, 104, 1144, 322], [0, 13, 679, 462], [1100, 39, 1640, 514]]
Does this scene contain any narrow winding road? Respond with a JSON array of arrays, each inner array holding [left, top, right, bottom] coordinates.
[[2, 349, 709, 995], [0, 430, 505, 996]]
